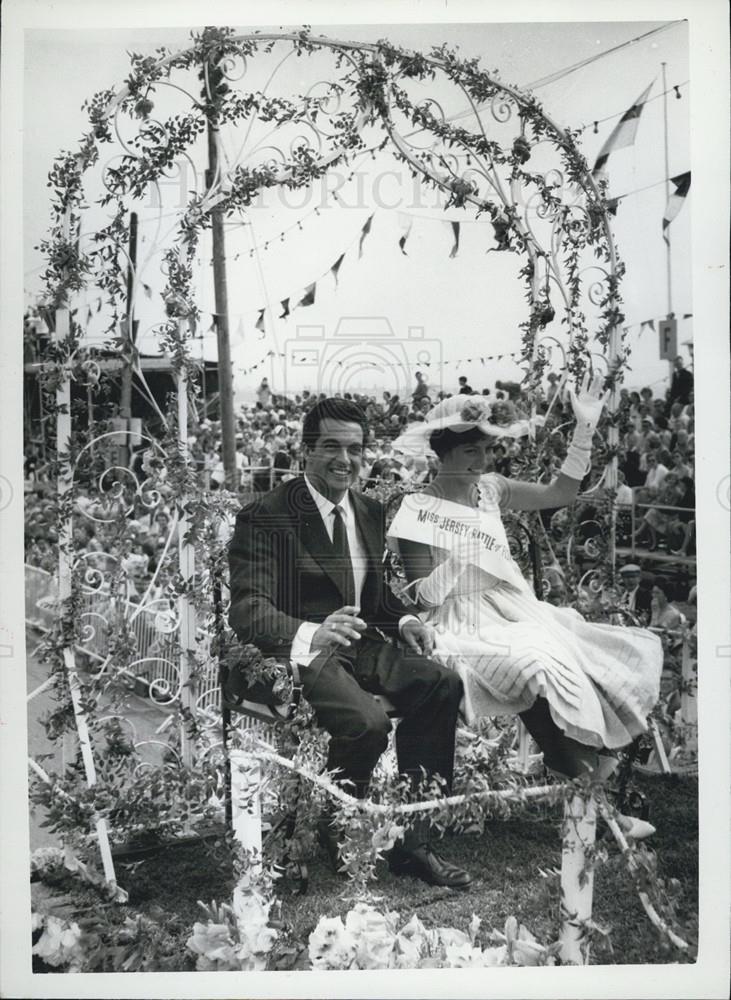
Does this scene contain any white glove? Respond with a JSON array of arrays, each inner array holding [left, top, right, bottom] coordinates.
[[561, 370, 609, 480], [411, 553, 467, 608]]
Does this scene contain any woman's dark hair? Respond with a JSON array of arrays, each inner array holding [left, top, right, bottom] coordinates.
[[301, 397, 369, 449], [429, 425, 492, 460]]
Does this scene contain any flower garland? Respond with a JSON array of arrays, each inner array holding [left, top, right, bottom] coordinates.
[[30, 24, 633, 943]]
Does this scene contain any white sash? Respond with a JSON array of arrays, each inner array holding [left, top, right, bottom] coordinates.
[[388, 494, 525, 590]]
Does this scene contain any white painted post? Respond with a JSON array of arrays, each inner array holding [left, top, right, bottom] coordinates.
[[55, 249, 118, 888], [176, 357, 196, 771], [516, 719, 530, 773], [648, 716, 672, 774], [679, 633, 698, 754], [229, 749, 263, 869], [559, 792, 597, 965]]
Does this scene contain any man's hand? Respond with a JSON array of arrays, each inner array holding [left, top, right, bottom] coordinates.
[[311, 606, 366, 651], [400, 619, 434, 656]]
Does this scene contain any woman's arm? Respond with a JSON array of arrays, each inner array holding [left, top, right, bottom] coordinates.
[[398, 538, 467, 609], [503, 371, 608, 513], [501, 472, 584, 512]]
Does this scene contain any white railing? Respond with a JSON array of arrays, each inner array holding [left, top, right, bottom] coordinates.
[[25, 563, 219, 715]]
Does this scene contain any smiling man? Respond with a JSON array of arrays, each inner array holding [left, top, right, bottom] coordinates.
[[228, 397, 471, 889]]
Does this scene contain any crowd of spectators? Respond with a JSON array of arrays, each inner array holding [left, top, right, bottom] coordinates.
[[24, 359, 695, 616]]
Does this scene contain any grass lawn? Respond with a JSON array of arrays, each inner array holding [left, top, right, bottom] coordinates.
[[114, 771, 697, 969]]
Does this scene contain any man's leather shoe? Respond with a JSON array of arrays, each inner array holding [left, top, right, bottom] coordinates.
[[388, 844, 472, 889]]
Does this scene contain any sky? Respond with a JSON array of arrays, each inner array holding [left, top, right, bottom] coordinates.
[[22, 19, 691, 401]]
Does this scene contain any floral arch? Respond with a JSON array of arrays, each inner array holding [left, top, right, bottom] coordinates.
[[28, 29, 686, 962]]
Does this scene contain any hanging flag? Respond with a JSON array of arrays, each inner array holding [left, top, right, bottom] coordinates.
[[397, 213, 413, 255], [255, 309, 265, 338], [279, 298, 290, 319], [592, 82, 654, 180], [234, 316, 245, 343], [358, 213, 374, 259], [296, 283, 316, 309], [142, 283, 153, 299], [449, 221, 461, 258], [330, 253, 345, 286], [662, 171, 690, 239]]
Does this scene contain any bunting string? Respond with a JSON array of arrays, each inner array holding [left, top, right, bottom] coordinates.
[[237, 348, 525, 377]]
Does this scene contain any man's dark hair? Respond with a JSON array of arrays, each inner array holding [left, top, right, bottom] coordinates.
[[429, 425, 492, 460], [458, 376, 467, 384], [302, 397, 369, 449]]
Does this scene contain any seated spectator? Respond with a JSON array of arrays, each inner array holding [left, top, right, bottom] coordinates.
[[642, 452, 669, 495], [650, 581, 686, 631], [615, 470, 634, 507], [617, 563, 653, 622]]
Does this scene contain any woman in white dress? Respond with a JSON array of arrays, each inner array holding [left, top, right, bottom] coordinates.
[[388, 377, 662, 834]]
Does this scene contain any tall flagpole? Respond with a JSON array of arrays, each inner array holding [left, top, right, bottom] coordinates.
[[661, 63, 673, 314], [661, 62, 674, 385]]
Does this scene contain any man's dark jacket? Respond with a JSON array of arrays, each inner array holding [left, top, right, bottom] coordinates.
[[228, 476, 410, 659]]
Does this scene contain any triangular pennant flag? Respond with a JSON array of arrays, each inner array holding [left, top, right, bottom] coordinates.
[[85, 306, 93, 324], [330, 253, 345, 286], [96, 298, 103, 313], [279, 298, 290, 319], [296, 283, 316, 309], [592, 82, 654, 179], [397, 213, 413, 255], [449, 221, 460, 258], [662, 171, 690, 238], [255, 309, 265, 338], [358, 213, 374, 259], [234, 316, 245, 343], [142, 283, 153, 299], [606, 198, 619, 216]]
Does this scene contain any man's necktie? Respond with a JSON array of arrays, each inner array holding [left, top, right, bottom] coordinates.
[[331, 505, 356, 606]]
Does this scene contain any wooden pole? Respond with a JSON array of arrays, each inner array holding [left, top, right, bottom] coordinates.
[[119, 211, 138, 469], [206, 61, 239, 491]]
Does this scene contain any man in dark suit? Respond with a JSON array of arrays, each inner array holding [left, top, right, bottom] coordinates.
[[228, 398, 471, 888], [667, 356, 693, 406]]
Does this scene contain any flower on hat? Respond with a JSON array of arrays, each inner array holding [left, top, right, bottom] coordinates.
[[459, 397, 518, 428]]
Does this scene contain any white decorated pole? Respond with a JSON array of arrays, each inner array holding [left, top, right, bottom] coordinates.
[[54, 219, 118, 887], [648, 716, 672, 774], [229, 749, 263, 867], [176, 352, 196, 771], [559, 792, 597, 964], [516, 719, 531, 773]]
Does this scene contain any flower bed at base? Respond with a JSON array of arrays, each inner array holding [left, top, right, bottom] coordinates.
[[29, 772, 698, 972]]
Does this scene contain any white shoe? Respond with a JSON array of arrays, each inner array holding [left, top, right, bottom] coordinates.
[[617, 814, 656, 840]]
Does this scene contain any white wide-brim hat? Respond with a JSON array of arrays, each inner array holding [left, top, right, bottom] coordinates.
[[392, 395, 535, 457]]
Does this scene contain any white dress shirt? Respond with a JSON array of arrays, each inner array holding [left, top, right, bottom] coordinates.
[[289, 475, 417, 666]]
